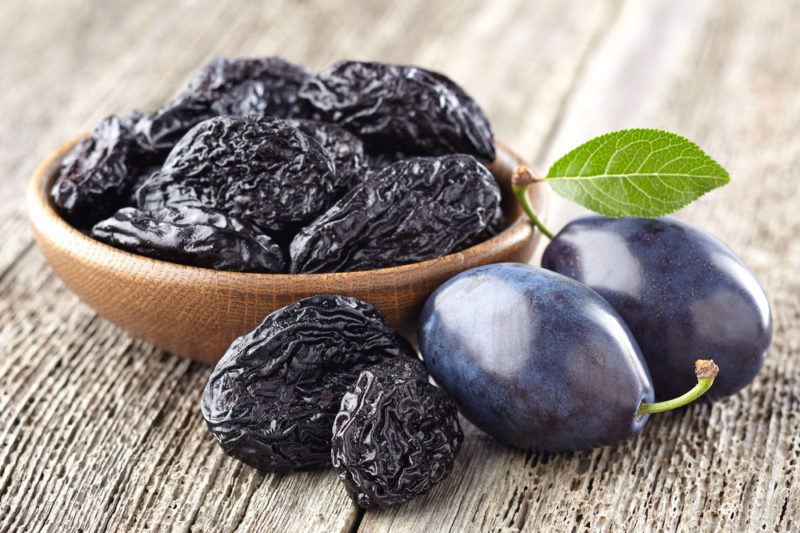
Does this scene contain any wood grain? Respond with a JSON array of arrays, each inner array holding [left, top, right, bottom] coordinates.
[[2, 0, 799, 531]]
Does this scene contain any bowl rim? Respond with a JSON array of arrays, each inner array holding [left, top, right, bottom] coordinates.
[[28, 136, 545, 281]]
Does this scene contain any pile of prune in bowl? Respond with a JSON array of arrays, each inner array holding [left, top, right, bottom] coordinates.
[[49, 57, 506, 273]]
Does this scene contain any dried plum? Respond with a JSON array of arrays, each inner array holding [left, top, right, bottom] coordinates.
[[290, 154, 505, 273], [137, 116, 342, 236], [135, 56, 313, 154], [201, 295, 416, 472], [299, 61, 495, 160], [91, 206, 285, 272], [331, 358, 463, 509], [198, 57, 313, 118], [51, 115, 143, 226], [285, 119, 368, 188], [133, 96, 214, 155]]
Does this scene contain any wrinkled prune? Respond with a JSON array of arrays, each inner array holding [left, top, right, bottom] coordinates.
[[285, 119, 368, 188], [331, 358, 463, 509], [135, 56, 313, 154], [51, 115, 143, 226], [137, 116, 342, 236], [198, 57, 313, 118], [290, 155, 504, 273], [201, 295, 416, 472], [133, 96, 214, 155], [91, 206, 285, 272], [299, 61, 495, 160]]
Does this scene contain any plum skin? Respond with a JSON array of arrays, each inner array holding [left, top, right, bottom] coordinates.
[[418, 263, 654, 452], [542, 215, 772, 401]]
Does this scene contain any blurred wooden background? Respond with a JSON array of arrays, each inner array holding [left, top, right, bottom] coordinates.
[[1, 0, 799, 531]]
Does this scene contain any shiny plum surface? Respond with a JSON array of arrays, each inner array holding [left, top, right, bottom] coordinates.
[[542, 216, 772, 400], [418, 263, 654, 452]]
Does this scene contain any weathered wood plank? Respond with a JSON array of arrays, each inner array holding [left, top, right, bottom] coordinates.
[[361, 0, 800, 531], [0, 213, 33, 282], [0, 0, 612, 531]]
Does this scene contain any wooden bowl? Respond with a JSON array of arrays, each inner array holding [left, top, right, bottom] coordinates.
[[27, 138, 549, 364]]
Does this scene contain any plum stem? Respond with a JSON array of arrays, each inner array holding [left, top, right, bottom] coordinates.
[[511, 166, 554, 240], [637, 359, 720, 415]]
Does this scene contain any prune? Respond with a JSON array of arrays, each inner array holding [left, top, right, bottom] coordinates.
[[299, 61, 495, 160], [198, 57, 313, 118], [419, 264, 655, 451], [91, 206, 285, 272], [51, 115, 142, 226], [290, 155, 504, 273], [134, 56, 313, 153], [542, 216, 772, 400], [133, 96, 214, 155], [137, 116, 342, 236], [331, 358, 463, 509], [285, 119, 368, 188], [201, 295, 416, 472]]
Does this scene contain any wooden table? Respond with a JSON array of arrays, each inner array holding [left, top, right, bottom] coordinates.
[[2, 0, 798, 530]]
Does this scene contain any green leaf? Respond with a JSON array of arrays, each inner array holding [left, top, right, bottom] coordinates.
[[546, 129, 730, 217]]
